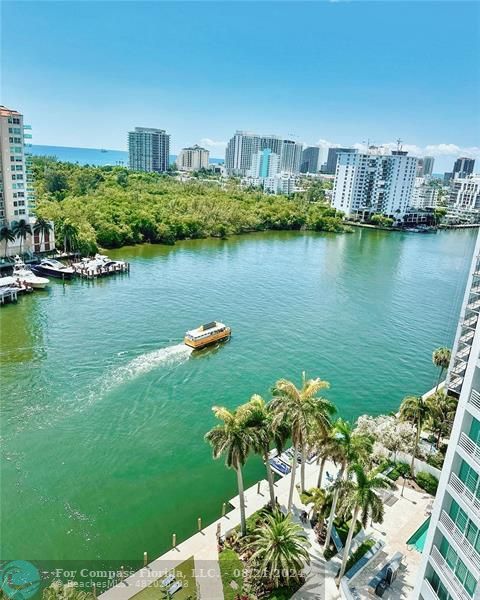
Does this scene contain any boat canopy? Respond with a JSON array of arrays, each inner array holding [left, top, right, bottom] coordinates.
[[185, 321, 227, 340]]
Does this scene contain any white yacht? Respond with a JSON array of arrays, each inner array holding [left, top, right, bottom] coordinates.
[[13, 257, 49, 289]]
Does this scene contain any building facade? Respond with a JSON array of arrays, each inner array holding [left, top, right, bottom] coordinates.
[[453, 157, 475, 180], [0, 106, 53, 256], [414, 231, 480, 600], [325, 147, 356, 174], [128, 127, 170, 172], [411, 177, 440, 209], [248, 148, 280, 179], [331, 149, 417, 220], [300, 146, 321, 173], [176, 145, 209, 171], [447, 177, 480, 224]]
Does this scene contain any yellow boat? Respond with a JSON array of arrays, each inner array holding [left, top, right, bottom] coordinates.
[[184, 321, 231, 349]]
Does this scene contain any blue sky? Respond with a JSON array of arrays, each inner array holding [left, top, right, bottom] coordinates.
[[2, 1, 480, 171]]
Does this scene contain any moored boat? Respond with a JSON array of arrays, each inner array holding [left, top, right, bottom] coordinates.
[[31, 258, 75, 279], [184, 321, 231, 349], [13, 257, 49, 289]]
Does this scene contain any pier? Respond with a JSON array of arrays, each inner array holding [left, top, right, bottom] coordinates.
[[73, 261, 130, 279]]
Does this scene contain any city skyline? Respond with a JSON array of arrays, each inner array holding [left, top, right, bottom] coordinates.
[[2, 1, 479, 172]]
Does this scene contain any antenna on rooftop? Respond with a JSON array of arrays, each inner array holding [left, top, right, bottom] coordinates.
[[396, 138, 403, 151]]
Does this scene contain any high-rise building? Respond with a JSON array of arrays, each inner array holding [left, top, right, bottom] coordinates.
[[128, 127, 170, 173], [411, 177, 440, 209], [225, 131, 303, 176], [300, 146, 321, 173], [225, 131, 261, 176], [423, 156, 435, 177], [413, 230, 480, 600], [453, 157, 475, 180], [447, 176, 480, 224], [325, 147, 356, 175], [248, 148, 280, 179], [280, 139, 303, 174], [176, 145, 209, 171], [0, 106, 47, 255], [331, 149, 417, 220]]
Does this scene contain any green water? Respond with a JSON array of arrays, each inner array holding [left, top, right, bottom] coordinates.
[[0, 229, 476, 564]]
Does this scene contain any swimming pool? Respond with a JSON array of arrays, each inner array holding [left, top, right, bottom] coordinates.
[[407, 516, 431, 552]]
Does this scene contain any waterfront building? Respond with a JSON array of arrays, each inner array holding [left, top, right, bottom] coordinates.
[[325, 147, 356, 174], [446, 176, 480, 224], [0, 106, 53, 255], [248, 148, 280, 179], [411, 177, 440, 209], [413, 230, 480, 600], [176, 145, 209, 171], [300, 146, 321, 173], [331, 149, 417, 220], [128, 127, 170, 173], [453, 157, 475, 180]]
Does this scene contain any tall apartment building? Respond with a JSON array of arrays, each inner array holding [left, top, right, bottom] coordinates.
[[417, 156, 435, 178], [411, 177, 440, 209], [331, 149, 417, 220], [248, 148, 280, 179], [453, 157, 475, 180], [128, 127, 170, 172], [225, 131, 302, 176], [0, 106, 49, 255], [300, 146, 321, 173], [413, 231, 480, 600], [447, 177, 480, 224], [176, 145, 209, 171], [325, 147, 356, 174]]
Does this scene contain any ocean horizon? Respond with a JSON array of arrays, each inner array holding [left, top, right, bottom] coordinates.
[[31, 144, 223, 167]]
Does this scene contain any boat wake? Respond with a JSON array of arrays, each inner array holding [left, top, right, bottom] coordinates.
[[101, 343, 193, 393]]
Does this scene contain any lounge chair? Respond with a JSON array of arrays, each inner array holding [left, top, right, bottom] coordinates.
[[269, 457, 290, 475], [161, 574, 175, 587], [168, 581, 183, 596]]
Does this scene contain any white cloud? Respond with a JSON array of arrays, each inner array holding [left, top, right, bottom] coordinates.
[[200, 138, 228, 149]]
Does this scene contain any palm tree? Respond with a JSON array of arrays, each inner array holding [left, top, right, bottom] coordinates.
[[247, 509, 310, 589], [310, 421, 334, 489], [205, 406, 254, 536], [0, 226, 15, 258], [12, 219, 32, 255], [304, 486, 329, 521], [33, 217, 53, 251], [323, 419, 373, 551], [335, 463, 391, 583], [270, 374, 334, 511], [43, 581, 95, 600], [237, 394, 286, 507], [432, 347, 451, 391], [399, 394, 432, 482], [58, 220, 79, 254], [427, 390, 458, 447]]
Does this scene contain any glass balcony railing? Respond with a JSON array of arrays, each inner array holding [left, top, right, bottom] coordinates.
[[430, 546, 471, 600]]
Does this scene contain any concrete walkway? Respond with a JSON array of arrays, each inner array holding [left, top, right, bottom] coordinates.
[[99, 458, 341, 600]]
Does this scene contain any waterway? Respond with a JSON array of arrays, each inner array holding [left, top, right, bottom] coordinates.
[[0, 228, 476, 565]]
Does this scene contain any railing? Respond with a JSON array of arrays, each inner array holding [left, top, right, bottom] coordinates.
[[467, 298, 480, 312], [462, 315, 478, 329], [439, 511, 480, 574], [430, 546, 471, 600], [469, 389, 480, 412], [449, 472, 480, 515], [420, 579, 440, 600], [458, 432, 480, 468]]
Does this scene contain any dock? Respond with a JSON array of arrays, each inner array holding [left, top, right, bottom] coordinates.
[[73, 262, 130, 279]]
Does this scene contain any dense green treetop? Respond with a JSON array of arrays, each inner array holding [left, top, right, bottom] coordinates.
[[33, 157, 348, 254]]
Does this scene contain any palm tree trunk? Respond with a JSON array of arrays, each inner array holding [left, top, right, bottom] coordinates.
[[287, 446, 299, 512], [317, 457, 326, 488], [337, 504, 360, 583], [300, 446, 307, 492], [236, 466, 247, 537], [324, 486, 339, 551], [435, 367, 444, 392], [263, 449, 276, 507]]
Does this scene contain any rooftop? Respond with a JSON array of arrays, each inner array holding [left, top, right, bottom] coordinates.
[[0, 105, 22, 118]]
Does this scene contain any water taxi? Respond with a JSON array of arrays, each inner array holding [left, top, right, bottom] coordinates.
[[184, 321, 231, 349]]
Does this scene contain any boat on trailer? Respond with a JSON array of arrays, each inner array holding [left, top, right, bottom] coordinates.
[[184, 321, 231, 350]]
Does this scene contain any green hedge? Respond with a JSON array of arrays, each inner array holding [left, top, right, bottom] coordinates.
[[416, 471, 439, 495]]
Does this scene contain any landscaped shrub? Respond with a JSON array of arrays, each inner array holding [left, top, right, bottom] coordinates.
[[343, 538, 376, 575], [427, 452, 445, 469], [416, 471, 439, 495]]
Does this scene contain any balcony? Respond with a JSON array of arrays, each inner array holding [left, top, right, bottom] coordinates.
[[467, 298, 480, 312], [430, 546, 471, 600], [462, 315, 478, 329], [420, 579, 440, 600], [449, 472, 480, 518], [469, 389, 480, 413], [439, 511, 480, 575], [458, 432, 480, 469]]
